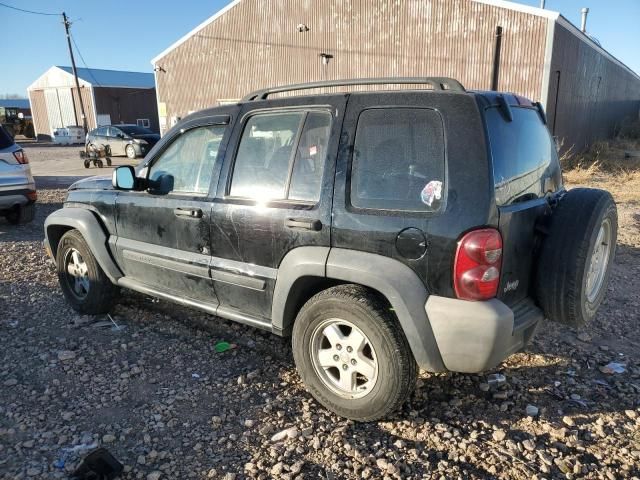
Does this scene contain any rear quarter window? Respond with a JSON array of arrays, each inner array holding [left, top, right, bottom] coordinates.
[[485, 106, 561, 205], [350, 108, 445, 212]]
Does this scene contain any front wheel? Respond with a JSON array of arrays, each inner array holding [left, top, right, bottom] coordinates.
[[125, 145, 137, 159], [56, 229, 119, 314], [292, 285, 417, 421]]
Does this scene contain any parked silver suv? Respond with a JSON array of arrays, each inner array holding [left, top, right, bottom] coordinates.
[[0, 126, 36, 224]]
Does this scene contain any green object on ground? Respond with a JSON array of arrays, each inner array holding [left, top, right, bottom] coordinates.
[[215, 341, 233, 353]]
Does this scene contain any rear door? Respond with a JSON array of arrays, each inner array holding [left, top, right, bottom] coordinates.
[[114, 114, 234, 304], [483, 103, 562, 306], [331, 92, 448, 288], [209, 95, 346, 322]]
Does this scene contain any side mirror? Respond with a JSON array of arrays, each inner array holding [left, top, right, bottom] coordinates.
[[117, 134, 125, 139], [112, 165, 136, 190], [149, 173, 174, 195]]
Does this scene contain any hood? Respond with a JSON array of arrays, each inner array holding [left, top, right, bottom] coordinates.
[[68, 175, 113, 191], [131, 133, 160, 144]]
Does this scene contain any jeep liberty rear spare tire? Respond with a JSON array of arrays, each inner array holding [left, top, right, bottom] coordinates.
[[292, 285, 417, 421], [535, 188, 617, 327]]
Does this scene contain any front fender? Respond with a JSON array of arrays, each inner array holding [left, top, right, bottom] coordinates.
[[44, 208, 123, 283]]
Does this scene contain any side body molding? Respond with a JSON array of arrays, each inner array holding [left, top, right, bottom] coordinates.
[[325, 249, 446, 373], [44, 208, 123, 283]]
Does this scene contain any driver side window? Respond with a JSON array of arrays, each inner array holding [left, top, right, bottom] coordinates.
[[148, 125, 226, 195]]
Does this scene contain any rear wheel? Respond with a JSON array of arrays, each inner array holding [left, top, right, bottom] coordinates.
[[125, 145, 137, 159], [56, 229, 119, 314], [535, 188, 617, 327], [292, 285, 417, 421], [6, 203, 35, 225]]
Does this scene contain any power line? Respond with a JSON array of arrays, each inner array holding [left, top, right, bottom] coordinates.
[[70, 33, 104, 87], [0, 1, 59, 16]]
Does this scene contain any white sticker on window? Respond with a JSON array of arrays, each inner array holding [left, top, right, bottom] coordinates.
[[420, 180, 442, 207]]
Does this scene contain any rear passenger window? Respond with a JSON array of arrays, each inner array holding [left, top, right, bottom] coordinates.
[[486, 106, 560, 205], [230, 110, 331, 202], [350, 108, 445, 211]]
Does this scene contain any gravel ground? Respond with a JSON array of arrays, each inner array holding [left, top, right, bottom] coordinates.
[[1, 184, 639, 480], [18, 142, 135, 181]]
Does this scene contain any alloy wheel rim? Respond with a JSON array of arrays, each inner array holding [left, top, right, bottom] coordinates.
[[585, 218, 611, 303], [64, 248, 90, 300], [309, 318, 378, 399]]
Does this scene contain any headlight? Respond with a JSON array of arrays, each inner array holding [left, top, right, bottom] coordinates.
[[133, 139, 148, 145]]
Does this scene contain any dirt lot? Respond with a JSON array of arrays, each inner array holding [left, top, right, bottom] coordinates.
[[1, 145, 639, 479], [19, 142, 135, 187]]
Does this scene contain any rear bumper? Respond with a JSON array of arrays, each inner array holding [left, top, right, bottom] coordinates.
[[0, 186, 36, 210], [426, 296, 542, 373]]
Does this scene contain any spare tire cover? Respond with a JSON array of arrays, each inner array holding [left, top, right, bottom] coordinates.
[[535, 188, 617, 327]]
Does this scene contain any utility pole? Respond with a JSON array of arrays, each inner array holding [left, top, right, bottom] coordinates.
[[62, 12, 88, 133]]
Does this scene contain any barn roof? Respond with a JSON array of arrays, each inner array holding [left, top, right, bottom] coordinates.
[[28, 66, 155, 91], [56, 67, 155, 88]]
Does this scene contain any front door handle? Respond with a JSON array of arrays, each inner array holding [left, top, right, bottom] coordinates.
[[285, 217, 322, 231], [174, 207, 203, 219]]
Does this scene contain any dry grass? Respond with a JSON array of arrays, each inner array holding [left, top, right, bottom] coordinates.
[[561, 121, 640, 203]]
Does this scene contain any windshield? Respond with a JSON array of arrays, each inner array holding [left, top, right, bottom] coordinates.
[[119, 125, 153, 135]]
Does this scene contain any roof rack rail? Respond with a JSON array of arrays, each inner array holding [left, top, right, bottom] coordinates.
[[242, 77, 466, 101]]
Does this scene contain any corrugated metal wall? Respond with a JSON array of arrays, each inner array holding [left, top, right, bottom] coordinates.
[[93, 87, 159, 132], [29, 90, 49, 140], [546, 24, 640, 151], [155, 0, 548, 129], [30, 87, 96, 140], [71, 87, 96, 130]]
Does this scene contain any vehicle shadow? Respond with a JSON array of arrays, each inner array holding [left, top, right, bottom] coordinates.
[[0, 198, 62, 243]]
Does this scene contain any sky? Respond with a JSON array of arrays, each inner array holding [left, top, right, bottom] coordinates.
[[1, 0, 638, 97]]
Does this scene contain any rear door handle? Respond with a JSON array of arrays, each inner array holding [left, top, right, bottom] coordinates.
[[174, 207, 203, 219], [285, 217, 322, 231]]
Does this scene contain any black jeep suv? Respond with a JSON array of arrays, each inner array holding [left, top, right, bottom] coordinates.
[[44, 78, 617, 421]]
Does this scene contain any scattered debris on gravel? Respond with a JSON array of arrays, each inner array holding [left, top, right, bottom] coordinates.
[[1, 181, 639, 479]]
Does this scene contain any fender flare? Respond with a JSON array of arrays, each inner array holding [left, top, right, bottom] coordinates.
[[272, 247, 445, 372], [44, 208, 123, 283]]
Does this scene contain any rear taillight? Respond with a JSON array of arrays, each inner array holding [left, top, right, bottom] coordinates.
[[454, 228, 503, 301], [27, 191, 37, 201], [13, 150, 29, 164]]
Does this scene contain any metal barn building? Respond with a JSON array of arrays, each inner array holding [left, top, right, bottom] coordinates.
[[28, 66, 159, 141], [151, 0, 640, 150]]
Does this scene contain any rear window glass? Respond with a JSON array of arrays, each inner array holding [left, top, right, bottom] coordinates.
[[350, 108, 445, 212], [0, 125, 14, 149], [486, 106, 558, 205]]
